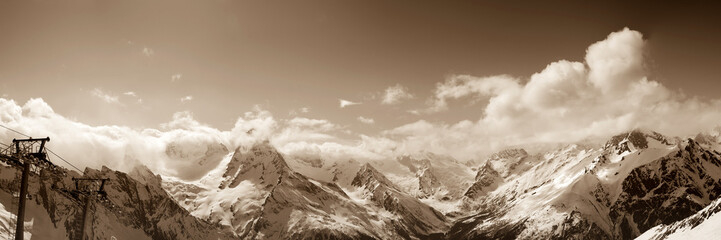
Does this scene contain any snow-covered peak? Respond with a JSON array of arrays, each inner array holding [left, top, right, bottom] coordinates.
[[395, 152, 476, 200], [604, 129, 671, 154], [219, 141, 289, 189], [484, 148, 535, 178], [490, 148, 528, 160], [351, 163, 399, 191], [464, 161, 503, 199]]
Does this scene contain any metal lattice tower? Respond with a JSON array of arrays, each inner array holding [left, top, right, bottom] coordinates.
[[0, 137, 54, 240], [72, 177, 109, 240]]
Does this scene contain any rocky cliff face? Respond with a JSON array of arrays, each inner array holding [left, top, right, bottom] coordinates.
[[6, 128, 720, 240], [450, 130, 721, 240], [396, 153, 475, 200], [0, 161, 228, 239], [351, 163, 449, 239], [165, 142, 452, 239], [609, 139, 721, 238], [463, 162, 503, 199], [637, 191, 721, 239]]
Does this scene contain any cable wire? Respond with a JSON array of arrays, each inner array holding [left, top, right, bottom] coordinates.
[[46, 148, 83, 173], [0, 123, 83, 173], [0, 124, 31, 138]]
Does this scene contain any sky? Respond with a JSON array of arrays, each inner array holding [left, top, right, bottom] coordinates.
[[1, 1, 721, 180]]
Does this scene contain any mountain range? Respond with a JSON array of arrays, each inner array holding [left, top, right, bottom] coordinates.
[[1, 128, 720, 239]]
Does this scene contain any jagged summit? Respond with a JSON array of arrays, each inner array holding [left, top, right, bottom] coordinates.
[[350, 163, 450, 238], [464, 161, 503, 199], [604, 129, 671, 153], [490, 148, 528, 160], [395, 152, 476, 201], [219, 140, 290, 189], [351, 163, 400, 191], [481, 147, 535, 179], [128, 164, 162, 186]]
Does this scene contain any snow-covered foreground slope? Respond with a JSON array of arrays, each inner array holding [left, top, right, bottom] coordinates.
[[637, 196, 721, 240], [0, 199, 31, 239], [163, 141, 451, 239], [451, 129, 721, 239]]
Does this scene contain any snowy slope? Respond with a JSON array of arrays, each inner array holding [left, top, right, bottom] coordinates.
[[164, 141, 452, 239], [450, 129, 721, 239], [349, 163, 449, 238], [637, 196, 721, 240], [396, 153, 476, 199]]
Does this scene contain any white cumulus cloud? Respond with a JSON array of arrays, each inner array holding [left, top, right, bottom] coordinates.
[[393, 28, 721, 160], [0, 99, 367, 181]]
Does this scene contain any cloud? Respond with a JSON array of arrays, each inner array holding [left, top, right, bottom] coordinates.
[[382, 84, 414, 105], [90, 88, 120, 104], [339, 99, 361, 108], [180, 95, 193, 103], [124, 91, 143, 104], [424, 75, 521, 113], [273, 117, 340, 147], [0, 98, 358, 181], [171, 73, 182, 82], [142, 47, 154, 57], [357, 116, 375, 124], [392, 28, 721, 159], [287, 117, 337, 131], [1, 28, 719, 181], [288, 107, 311, 116]]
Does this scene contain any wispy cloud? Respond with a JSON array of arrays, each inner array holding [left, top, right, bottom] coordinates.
[[357, 116, 375, 124], [289, 107, 311, 116], [142, 47, 154, 57], [171, 73, 182, 82], [123, 91, 143, 103], [382, 84, 414, 105], [90, 88, 120, 104], [339, 99, 361, 108], [180, 95, 193, 103]]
